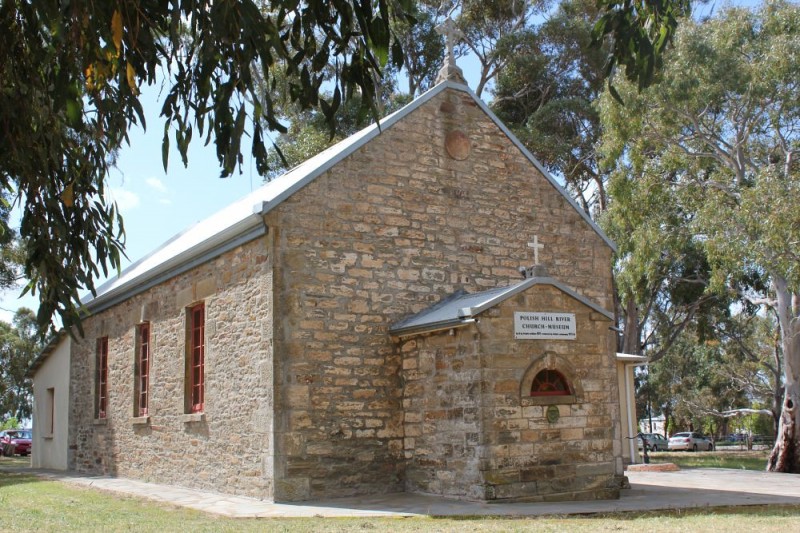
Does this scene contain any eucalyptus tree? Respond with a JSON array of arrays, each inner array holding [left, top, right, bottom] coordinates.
[[647, 330, 750, 436], [393, 3, 446, 96], [714, 313, 783, 436], [0, 191, 20, 292], [0, 0, 413, 334], [260, 77, 412, 178], [601, 158, 726, 359], [599, 0, 800, 471], [647, 311, 781, 438], [592, 0, 694, 95], [454, 0, 547, 97], [0, 308, 41, 422], [491, 0, 608, 214]]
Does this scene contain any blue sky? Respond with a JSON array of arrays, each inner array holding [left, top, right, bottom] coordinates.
[[0, 0, 763, 324]]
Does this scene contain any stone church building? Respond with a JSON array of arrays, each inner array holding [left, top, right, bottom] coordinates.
[[30, 69, 642, 502]]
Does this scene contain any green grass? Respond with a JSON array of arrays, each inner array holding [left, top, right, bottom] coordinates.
[[2, 453, 798, 532], [649, 449, 770, 471], [0, 454, 31, 467]]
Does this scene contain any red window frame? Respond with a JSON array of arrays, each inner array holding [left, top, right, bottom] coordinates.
[[189, 303, 205, 413], [137, 323, 150, 416], [530, 369, 571, 397], [46, 387, 55, 435], [96, 337, 109, 418]]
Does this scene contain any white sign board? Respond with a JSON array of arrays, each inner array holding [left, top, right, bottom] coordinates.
[[514, 312, 576, 340]]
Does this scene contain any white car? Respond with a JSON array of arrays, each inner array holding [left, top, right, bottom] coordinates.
[[668, 431, 714, 451]]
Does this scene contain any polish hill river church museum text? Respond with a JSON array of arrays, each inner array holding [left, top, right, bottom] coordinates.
[[30, 63, 647, 503]]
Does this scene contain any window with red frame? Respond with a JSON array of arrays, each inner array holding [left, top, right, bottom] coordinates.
[[135, 323, 150, 416], [188, 303, 205, 413], [96, 337, 109, 418], [530, 369, 571, 396], [46, 387, 55, 436]]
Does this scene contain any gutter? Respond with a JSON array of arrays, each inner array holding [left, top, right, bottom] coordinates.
[[389, 318, 476, 338]]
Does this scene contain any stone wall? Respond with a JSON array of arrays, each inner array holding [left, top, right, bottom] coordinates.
[[401, 284, 622, 501], [65, 84, 614, 502], [401, 330, 487, 499], [265, 86, 614, 500], [68, 235, 274, 499]]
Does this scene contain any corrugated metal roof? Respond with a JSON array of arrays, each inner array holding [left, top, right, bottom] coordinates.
[[83, 79, 614, 313], [389, 276, 613, 337]]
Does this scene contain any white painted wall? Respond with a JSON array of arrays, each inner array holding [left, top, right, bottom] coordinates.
[[616, 354, 648, 465], [640, 415, 666, 436], [31, 336, 70, 470]]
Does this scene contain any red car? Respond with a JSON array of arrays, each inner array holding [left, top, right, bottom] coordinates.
[[0, 429, 32, 456]]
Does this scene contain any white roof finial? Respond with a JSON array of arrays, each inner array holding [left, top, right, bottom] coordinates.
[[435, 17, 467, 85]]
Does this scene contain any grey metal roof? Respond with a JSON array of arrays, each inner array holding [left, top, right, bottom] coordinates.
[[83, 80, 615, 314], [389, 276, 614, 337]]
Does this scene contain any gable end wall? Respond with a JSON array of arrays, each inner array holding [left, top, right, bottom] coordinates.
[[267, 87, 614, 501]]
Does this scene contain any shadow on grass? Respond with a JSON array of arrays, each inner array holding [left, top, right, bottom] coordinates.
[[0, 455, 41, 489], [432, 505, 800, 521], [647, 450, 770, 471], [582, 505, 800, 521], [0, 470, 43, 489]]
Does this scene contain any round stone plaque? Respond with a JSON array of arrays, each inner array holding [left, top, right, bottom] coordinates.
[[445, 130, 471, 160]]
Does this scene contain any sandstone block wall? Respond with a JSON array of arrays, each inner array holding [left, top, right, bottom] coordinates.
[[68, 236, 274, 499], [265, 87, 614, 500], [401, 284, 621, 501], [66, 84, 615, 503]]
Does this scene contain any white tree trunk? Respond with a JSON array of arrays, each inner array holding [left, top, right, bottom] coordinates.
[[767, 275, 800, 472]]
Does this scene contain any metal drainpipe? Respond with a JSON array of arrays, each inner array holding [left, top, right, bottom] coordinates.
[[625, 363, 637, 463]]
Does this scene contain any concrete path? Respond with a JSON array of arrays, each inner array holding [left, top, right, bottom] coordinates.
[[5, 467, 800, 518]]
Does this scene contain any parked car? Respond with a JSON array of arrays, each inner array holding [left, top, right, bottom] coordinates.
[[638, 433, 669, 452], [0, 429, 32, 456], [668, 431, 713, 451]]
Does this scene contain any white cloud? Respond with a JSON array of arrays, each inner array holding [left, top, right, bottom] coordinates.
[[108, 188, 141, 211], [159, 198, 173, 205], [145, 177, 169, 193]]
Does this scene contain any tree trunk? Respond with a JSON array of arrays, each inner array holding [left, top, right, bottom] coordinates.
[[621, 296, 641, 355], [663, 405, 672, 437], [767, 276, 800, 473], [772, 325, 784, 437], [768, 392, 797, 471]]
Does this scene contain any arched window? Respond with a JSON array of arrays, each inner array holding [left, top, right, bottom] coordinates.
[[530, 369, 571, 397], [520, 354, 583, 406]]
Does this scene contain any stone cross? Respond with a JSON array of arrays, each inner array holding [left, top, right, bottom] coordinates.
[[436, 17, 463, 67], [527, 236, 544, 266]]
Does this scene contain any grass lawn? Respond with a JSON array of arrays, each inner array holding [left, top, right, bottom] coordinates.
[[3, 454, 800, 532], [648, 449, 771, 471]]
